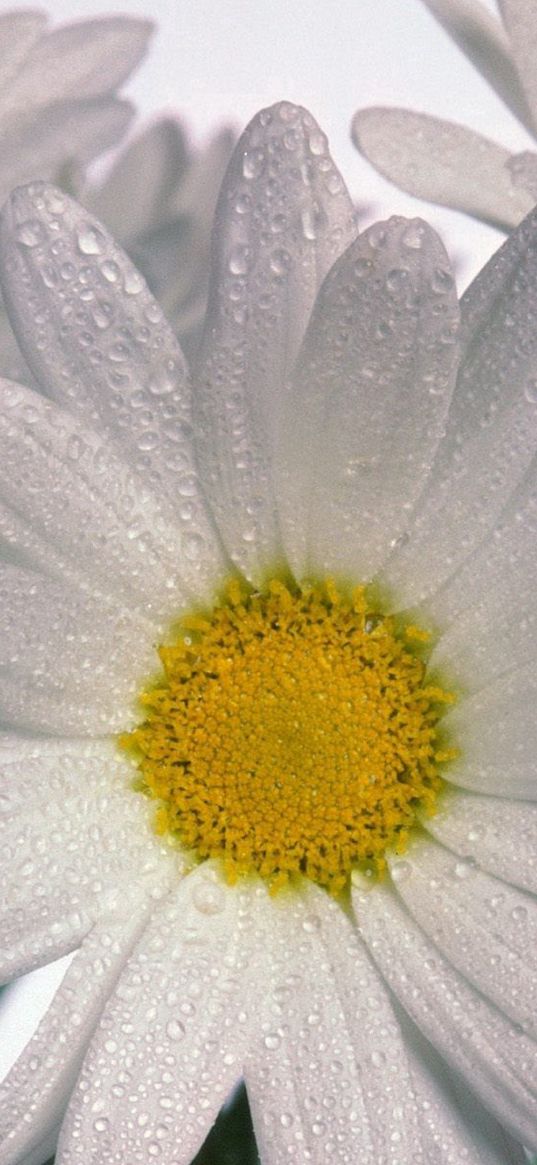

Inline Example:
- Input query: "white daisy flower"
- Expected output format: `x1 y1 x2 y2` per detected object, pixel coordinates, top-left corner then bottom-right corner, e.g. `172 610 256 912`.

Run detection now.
0 7 152 384
352 0 537 231
0 102 535 1165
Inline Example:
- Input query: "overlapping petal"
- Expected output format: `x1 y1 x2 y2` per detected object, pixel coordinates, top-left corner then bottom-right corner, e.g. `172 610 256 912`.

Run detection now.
422 787 537 892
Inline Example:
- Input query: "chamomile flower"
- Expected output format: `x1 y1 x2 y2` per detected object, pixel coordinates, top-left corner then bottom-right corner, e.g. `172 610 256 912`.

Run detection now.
0 103 535 1165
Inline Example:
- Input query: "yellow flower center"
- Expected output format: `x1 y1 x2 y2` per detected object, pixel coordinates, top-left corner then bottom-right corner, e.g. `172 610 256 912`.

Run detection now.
122 578 456 893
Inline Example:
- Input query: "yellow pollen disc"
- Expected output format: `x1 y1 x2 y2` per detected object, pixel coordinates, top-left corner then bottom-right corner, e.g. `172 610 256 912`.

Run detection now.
121 578 456 894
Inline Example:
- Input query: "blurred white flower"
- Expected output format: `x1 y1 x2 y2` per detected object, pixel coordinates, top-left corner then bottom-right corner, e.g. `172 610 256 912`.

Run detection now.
0 102 536 1165
352 0 537 231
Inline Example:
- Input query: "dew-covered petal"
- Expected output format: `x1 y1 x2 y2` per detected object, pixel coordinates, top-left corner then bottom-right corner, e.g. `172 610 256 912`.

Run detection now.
246 884 427 1165
384 203 537 607
421 0 533 131
386 836 537 1037
422 786 537 892
0 911 146 1165
398 1005 528 1165
0 183 225 597
0 10 46 97
277 217 459 579
0 749 177 984
352 876 537 1150
0 735 129 816
422 464 537 686
499 0 537 129
0 378 203 616
88 118 188 246
0 563 157 734
193 101 357 579
352 108 533 229
440 661 537 799
56 866 260 1165
6 16 151 108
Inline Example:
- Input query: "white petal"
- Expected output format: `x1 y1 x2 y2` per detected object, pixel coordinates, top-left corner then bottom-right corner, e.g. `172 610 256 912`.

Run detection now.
442 660 537 798
0 184 224 601
423 466 537 690
0 379 201 617
422 786 537 892
277 218 459 579
0 749 177 984
88 118 188 245
246 884 426 1164
499 0 537 129
56 866 260 1165
194 102 357 580
387 836 537 1036
0 735 127 814
7 16 151 107
399 1006 528 1165
0 564 156 734
352 108 533 229
421 0 532 131
0 912 146 1165
0 11 46 97
383 205 537 607
352 877 537 1150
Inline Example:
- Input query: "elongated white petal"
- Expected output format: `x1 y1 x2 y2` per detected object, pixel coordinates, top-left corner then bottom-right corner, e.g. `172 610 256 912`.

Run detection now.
499 0 537 129
7 17 152 108
194 102 357 579
422 787 537 892
0 736 125 815
0 184 225 600
443 660 537 798
387 837 537 1036
421 0 533 130
352 108 533 229
384 203 537 606
0 912 146 1165
0 564 156 734
352 877 537 1150
277 217 459 579
0 379 200 617
56 867 261 1165
507 149 537 199
399 1006 528 1164
0 11 46 97
0 753 177 984
246 884 426 1164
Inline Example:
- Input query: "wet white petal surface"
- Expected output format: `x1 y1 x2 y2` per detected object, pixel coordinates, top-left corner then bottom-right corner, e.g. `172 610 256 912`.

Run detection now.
278 217 459 578
353 877 537 1150
0 184 225 601
194 101 357 579
0 912 147 1165
246 884 425 1164
56 866 261 1165
422 787 537 892
499 0 537 128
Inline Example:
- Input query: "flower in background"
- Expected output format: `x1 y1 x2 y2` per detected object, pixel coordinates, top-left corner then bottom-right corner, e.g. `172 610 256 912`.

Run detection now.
352 0 537 232
0 103 536 1165
84 116 235 363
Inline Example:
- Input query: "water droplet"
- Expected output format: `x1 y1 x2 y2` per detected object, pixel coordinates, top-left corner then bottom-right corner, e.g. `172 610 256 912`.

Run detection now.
16 219 46 247
124 269 144 295
391 860 412 883
228 246 250 276
166 1018 186 1041
101 259 120 283
264 1032 281 1050
192 880 225 914
386 267 409 293
77 225 105 255
242 148 265 180
402 222 426 249
431 267 454 294
524 378 537 404
280 1112 294 1128
93 1117 110 1134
